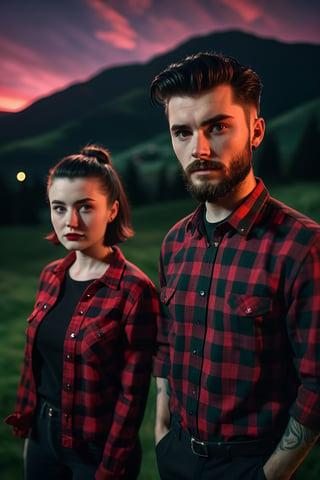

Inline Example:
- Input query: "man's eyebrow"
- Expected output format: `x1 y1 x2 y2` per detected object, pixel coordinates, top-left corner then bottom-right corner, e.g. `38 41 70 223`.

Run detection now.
170 114 234 133
201 114 234 127
170 123 188 133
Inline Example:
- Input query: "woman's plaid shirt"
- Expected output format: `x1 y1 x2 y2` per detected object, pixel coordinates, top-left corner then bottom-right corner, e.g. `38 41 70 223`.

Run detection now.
154 179 320 442
6 246 158 479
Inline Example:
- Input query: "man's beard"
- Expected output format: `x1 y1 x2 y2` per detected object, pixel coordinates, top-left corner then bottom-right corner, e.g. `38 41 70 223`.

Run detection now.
182 144 252 203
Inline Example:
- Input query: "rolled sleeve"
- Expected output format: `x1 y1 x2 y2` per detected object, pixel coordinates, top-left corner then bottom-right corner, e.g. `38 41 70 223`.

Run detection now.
288 244 320 430
153 284 171 378
100 281 158 476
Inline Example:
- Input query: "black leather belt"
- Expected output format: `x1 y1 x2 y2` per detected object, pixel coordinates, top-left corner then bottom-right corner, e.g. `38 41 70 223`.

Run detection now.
172 422 278 458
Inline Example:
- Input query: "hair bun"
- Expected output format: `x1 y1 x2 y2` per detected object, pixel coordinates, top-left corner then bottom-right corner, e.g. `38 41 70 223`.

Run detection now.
81 145 113 166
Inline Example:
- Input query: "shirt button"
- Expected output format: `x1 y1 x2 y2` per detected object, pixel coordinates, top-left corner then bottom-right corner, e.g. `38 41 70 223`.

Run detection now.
65 384 72 392
43 304 48 310
192 349 197 355
199 290 205 296
246 307 253 314
70 332 76 338
192 390 196 395
65 353 71 360
189 411 193 416
86 293 91 298
213 241 219 247
64 414 70 423
97 331 105 338
79 310 84 315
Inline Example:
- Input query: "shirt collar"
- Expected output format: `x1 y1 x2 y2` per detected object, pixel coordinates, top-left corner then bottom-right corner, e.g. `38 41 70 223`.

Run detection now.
187 178 270 238
52 246 126 289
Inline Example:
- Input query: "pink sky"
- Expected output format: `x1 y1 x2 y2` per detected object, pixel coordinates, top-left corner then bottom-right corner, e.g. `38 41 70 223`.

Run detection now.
1 0 319 112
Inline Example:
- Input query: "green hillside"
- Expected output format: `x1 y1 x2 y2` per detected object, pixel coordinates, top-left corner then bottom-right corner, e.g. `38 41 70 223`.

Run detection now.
257 96 320 169
3 95 319 180
111 96 320 188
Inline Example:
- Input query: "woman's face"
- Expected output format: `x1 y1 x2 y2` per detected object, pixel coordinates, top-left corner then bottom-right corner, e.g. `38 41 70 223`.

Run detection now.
48 177 118 253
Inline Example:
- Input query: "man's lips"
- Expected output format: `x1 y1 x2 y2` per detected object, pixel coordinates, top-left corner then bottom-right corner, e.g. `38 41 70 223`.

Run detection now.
186 160 223 175
193 168 220 174
65 233 84 240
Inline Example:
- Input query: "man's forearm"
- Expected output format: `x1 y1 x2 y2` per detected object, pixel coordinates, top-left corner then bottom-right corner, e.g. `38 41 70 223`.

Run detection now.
263 417 319 480
155 377 171 444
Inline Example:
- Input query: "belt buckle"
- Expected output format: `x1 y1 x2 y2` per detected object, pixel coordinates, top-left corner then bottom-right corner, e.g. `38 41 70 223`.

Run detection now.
191 437 209 457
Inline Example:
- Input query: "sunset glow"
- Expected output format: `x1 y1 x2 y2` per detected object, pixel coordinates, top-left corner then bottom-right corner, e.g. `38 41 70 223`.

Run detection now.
0 96 29 112
1 0 319 113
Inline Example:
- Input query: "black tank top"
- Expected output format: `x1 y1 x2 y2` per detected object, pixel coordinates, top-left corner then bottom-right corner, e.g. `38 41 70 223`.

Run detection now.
33 271 92 407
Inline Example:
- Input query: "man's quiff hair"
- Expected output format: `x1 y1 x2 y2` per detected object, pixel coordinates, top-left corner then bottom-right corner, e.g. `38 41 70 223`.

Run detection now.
150 51 263 115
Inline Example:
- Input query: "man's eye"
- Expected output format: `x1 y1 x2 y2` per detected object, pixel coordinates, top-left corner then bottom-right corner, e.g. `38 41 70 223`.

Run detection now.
175 130 191 139
211 123 227 133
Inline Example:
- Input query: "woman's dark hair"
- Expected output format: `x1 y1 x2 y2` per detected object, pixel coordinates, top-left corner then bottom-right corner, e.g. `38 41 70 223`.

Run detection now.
46 145 134 246
150 51 263 115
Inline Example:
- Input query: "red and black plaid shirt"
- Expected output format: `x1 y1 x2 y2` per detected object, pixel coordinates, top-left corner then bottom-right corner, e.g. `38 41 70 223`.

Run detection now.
154 179 320 441
6 247 158 479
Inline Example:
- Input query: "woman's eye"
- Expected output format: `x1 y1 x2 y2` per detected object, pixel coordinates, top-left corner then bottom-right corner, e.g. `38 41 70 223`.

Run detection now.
79 204 92 212
52 205 65 213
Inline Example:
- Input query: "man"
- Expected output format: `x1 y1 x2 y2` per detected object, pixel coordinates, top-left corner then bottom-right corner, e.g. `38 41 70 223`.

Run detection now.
150 52 320 479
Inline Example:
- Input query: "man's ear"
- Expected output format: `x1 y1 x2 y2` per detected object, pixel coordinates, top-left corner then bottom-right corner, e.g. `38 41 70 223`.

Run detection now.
252 117 265 150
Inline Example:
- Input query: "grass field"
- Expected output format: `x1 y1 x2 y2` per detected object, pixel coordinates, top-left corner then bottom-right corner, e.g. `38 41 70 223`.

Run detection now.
1 184 319 479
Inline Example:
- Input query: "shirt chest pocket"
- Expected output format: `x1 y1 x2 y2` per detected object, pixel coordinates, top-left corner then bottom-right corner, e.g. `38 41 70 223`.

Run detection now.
160 285 184 330
160 286 176 305
227 294 272 317
160 272 188 313
225 293 277 350
25 304 47 334
80 320 122 365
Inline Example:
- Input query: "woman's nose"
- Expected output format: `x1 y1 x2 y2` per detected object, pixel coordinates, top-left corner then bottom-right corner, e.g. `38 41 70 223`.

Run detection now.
66 209 79 227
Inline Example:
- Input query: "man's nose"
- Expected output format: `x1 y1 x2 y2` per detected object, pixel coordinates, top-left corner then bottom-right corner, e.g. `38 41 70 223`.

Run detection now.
192 131 211 159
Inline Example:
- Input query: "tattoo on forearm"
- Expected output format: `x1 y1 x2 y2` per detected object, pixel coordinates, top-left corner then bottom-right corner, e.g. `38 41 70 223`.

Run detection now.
165 378 172 396
278 418 319 452
156 379 172 412
156 379 171 396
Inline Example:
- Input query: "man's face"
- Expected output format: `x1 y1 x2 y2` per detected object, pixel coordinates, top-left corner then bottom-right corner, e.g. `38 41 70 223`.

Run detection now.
167 84 264 203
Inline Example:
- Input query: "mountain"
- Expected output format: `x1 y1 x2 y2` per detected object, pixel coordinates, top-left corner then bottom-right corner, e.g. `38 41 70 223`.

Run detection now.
0 111 14 119
1 30 320 182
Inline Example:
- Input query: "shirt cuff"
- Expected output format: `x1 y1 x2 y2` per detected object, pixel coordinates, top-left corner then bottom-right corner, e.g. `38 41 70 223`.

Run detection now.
153 358 170 378
290 385 320 430
95 464 124 480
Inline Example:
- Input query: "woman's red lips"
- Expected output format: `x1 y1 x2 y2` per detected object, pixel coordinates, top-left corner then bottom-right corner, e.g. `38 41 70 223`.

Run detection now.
65 233 83 240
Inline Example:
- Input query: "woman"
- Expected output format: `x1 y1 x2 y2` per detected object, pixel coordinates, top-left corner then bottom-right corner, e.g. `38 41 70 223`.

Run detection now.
5 145 159 479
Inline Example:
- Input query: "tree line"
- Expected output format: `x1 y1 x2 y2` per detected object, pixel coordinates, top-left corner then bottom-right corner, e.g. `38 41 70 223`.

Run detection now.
255 115 320 183
1 115 319 226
